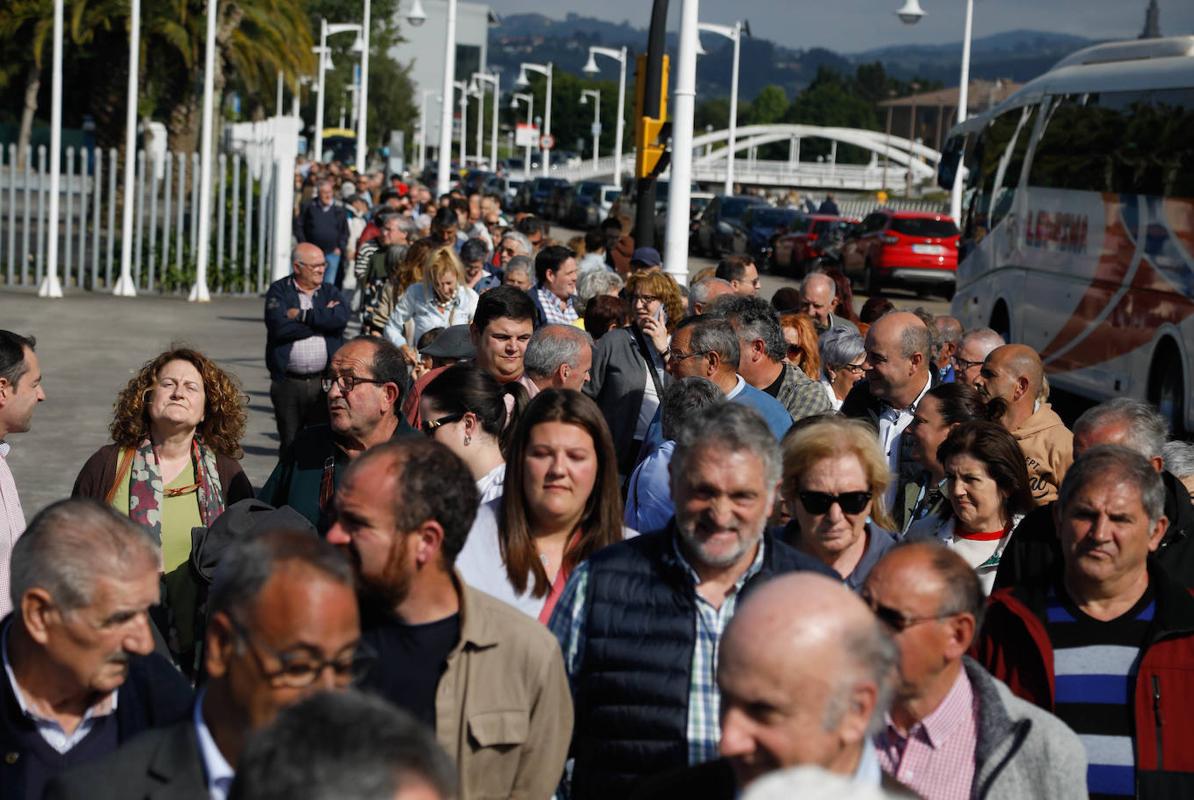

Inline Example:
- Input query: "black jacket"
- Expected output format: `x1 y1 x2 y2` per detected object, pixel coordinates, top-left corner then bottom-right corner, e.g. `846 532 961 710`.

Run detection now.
0 619 193 800
263 276 349 380
994 469 1194 590
295 200 348 256
568 525 835 799
44 718 208 800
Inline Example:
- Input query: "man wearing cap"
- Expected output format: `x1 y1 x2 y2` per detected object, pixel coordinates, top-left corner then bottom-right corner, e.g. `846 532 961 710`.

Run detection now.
630 247 663 274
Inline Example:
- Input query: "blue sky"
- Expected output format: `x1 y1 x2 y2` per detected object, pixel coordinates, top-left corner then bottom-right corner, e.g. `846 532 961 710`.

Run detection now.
487 0 1194 54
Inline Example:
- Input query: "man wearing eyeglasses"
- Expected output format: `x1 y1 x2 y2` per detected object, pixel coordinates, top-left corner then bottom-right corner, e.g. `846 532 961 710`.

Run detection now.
863 542 1086 800
265 242 350 455
259 336 416 533
952 328 1004 389
46 529 364 800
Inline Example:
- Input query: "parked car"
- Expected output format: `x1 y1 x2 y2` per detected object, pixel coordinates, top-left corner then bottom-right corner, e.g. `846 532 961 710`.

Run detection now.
565 181 620 227
730 206 806 263
611 179 700 229
515 177 571 215
695 195 769 258
771 215 859 276
840 209 960 297
544 182 577 221
654 191 715 249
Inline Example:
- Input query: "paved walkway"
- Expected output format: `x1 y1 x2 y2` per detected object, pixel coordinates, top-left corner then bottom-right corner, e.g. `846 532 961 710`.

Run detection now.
0 290 280 516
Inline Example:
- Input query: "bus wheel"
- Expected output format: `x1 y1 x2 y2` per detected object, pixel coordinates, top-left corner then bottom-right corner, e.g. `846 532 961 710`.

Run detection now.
1150 343 1186 437
989 302 1010 342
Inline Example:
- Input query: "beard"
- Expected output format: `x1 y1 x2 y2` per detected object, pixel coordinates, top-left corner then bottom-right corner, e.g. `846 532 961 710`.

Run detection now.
353 539 413 613
675 508 767 570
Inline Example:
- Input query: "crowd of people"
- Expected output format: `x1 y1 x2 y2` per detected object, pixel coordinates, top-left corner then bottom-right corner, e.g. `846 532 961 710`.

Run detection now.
0 162 1193 800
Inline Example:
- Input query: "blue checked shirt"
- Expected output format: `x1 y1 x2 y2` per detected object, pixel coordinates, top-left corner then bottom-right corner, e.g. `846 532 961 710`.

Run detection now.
536 285 579 325
549 535 767 766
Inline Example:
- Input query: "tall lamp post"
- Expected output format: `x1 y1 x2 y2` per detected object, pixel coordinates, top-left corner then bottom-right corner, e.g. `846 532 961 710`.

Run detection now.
516 62 553 177
313 19 363 164
113 0 141 296
583 45 627 188
404 0 456 196
189 0 218 302
356 0 371 172
697 18 749 197
511 93 533 180
418 88 436 173
472 71 500 169
663 0 699 288
898 0 968 224
580 89 601 170
38 0 64 298
453 80 472 168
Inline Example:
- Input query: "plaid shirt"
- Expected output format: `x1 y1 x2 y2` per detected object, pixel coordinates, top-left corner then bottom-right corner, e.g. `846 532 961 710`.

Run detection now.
875 666 978 800
775 362 833 422
550 534 766 766
536 285 579 325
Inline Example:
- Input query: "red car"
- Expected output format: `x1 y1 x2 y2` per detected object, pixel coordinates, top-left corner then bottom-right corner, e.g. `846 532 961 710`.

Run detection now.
771 215 859 276
841 209 959 297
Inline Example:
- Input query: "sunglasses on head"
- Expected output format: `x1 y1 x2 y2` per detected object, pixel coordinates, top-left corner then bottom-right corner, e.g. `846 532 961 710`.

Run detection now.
797 490 872 515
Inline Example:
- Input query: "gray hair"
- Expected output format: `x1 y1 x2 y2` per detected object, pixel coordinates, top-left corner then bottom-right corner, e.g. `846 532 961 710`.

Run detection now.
395 215 418 237
678 316 741 367
500 230 532 256
707 294 787 363
208 529 354 622
229 690 457 800
818 326 865 372
823 615 898 738
504 255 533 280
1059 444 1166 527
522 325 593 380
959 327 1006 358
576 269 624 310
1073 398 1169 460
800 271 836 301
672 403 782 492
661 377 725 442
1163 440 1194 480
900 318 934 361
10 499 160 612
688 277 732 315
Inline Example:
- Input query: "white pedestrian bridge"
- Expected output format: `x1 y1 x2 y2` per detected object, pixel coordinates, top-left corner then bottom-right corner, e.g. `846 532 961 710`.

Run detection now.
551 124 942 191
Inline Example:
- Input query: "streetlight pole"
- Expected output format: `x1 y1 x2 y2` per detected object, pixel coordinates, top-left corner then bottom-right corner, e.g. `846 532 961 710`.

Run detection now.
356 0 371 173
897 0 969 223
511 93 533 180
313 20 362 165
418 88 435 173
189 0 217 302
38 0 64 298
664 0 699 287
517 62 553 177
698 19 747 196
436 0 458 196
584 46 628 188
454 80 469 169
113 0 140 296
470 79 484 168
473 72 499 169
581 89 601 170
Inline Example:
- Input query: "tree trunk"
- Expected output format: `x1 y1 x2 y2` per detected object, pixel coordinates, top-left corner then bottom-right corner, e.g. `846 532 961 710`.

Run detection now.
17 61 41 169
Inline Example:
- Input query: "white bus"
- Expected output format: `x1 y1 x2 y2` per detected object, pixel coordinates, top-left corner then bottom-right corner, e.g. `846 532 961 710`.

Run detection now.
942 36 1194 432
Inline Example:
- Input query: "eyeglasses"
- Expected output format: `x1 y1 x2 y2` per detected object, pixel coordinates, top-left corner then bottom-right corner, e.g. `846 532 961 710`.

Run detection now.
666 349 710 362
631 294 660 305
796 490 872 515
227 615 377 689
321 373 388 393
953 355 983 372
860 592 960 633
295 260 327 270
421 412 466 436
840 361 867 375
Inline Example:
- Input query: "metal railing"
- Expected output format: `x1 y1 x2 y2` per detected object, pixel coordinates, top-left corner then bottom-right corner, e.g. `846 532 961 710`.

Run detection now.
0 143 280 295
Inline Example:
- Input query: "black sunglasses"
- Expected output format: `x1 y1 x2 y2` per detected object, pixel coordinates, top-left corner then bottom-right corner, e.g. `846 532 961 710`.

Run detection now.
797 490 872 515
860 592 960 633
421 412 465 436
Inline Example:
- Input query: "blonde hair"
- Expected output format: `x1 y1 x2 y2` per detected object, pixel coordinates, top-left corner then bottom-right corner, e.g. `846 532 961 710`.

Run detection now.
781 417 894 530
422 246 466 294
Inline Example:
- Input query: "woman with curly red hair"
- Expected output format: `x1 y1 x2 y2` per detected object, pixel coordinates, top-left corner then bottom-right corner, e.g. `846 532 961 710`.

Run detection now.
72 347 253 672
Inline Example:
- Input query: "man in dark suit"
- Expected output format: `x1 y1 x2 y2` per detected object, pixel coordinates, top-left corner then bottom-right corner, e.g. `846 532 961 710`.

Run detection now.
45 529 364 799
0 500 192 800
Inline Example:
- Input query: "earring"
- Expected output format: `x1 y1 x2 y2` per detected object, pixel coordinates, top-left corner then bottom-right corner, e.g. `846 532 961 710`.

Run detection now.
464 434 471 446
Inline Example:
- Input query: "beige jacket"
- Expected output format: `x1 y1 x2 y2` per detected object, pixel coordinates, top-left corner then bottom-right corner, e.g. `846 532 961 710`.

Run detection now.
1012 402 1074 506
437 577 573 800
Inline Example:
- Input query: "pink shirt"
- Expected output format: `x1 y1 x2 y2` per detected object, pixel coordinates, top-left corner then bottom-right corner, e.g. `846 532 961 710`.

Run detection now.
0 442 27 619
876 667 978 800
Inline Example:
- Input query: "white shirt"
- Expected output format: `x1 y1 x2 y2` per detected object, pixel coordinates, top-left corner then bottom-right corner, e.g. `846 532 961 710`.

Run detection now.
820 378 843 411
0 441 26 619
2 624 118 753
194 689 235 800
632 347 668 441
725 374 747 400
476 463 506 505
877 376 931 509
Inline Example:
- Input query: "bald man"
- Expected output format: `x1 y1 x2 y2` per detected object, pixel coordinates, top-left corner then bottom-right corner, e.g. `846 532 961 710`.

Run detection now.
631 573 904 799
842 311 936 528
974 344 1073 505
799 272 858 335
864 543 1087 800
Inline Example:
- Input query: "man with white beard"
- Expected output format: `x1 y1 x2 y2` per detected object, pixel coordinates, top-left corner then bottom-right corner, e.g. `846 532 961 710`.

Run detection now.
549 403 835 799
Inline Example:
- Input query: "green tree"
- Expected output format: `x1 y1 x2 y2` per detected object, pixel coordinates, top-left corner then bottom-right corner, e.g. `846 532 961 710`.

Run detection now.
745 84 789 126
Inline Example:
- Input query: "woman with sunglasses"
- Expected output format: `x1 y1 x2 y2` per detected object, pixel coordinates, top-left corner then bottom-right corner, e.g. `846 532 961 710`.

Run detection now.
902 382 986 539
816 326 867 411
778 416 897 589
908 420 1033 593
457 390 632 622
419 363 528 504
587 271 684 476
778 312 821 380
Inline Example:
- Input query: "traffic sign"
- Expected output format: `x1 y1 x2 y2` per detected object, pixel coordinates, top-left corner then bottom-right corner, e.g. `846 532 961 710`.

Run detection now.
540 134 555 150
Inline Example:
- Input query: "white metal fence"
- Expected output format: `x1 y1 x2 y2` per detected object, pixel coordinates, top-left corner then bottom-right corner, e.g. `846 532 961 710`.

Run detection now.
0 143 280 294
